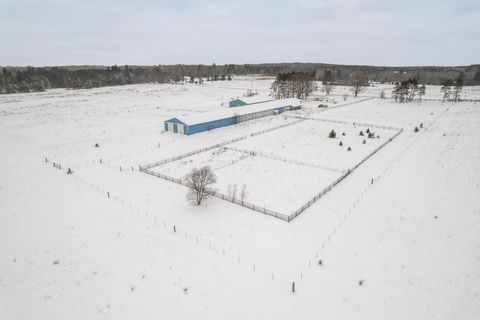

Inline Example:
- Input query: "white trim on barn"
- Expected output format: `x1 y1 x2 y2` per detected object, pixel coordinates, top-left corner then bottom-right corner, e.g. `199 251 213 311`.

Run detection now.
163 98 302 135
177 98 301 126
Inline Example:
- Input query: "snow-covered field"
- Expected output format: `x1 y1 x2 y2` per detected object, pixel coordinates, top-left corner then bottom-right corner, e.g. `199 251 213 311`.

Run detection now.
150 118 399 215
230 119 397 171
1 78 480 319
151 146 341 214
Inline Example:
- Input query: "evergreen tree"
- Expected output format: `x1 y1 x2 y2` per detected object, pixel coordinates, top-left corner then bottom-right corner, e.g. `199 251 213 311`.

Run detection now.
453 74 464 102
440 79 453 102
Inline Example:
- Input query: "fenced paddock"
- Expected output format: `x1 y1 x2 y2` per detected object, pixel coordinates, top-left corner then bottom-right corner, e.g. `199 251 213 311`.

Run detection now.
150 149 340 213
230 119 399 171
139 116 404 221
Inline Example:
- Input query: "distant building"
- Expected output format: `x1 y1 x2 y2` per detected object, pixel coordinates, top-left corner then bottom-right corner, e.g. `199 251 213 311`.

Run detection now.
164 98 301 135
228 96 273 108
312 95 335 103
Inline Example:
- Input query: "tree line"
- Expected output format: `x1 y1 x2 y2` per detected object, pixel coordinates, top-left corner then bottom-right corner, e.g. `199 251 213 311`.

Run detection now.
392 79 426 102
391 75 465 103
440 76 464 102
0 64 235 94
1 63 479 95
271 72 316 99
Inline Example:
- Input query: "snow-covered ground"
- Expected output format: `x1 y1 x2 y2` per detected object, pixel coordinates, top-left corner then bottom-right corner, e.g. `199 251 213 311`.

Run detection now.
1 78 480 319
149 118 399 215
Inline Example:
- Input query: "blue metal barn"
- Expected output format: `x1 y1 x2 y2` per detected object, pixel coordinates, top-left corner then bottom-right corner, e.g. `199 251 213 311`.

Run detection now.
228 96 273 108
164 98 301 135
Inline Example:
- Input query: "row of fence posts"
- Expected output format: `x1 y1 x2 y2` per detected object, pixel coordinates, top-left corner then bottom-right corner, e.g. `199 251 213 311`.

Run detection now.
139 119 405 222
44 104 450 294
138 118 315 221
143 118 306 170
285 114 402 132
139 165 290 221
45 158 300 291
45 155 354 294
288 127 404 221
225 146 344 174
300 108 447 281
42 116 322 292
249 118 305 137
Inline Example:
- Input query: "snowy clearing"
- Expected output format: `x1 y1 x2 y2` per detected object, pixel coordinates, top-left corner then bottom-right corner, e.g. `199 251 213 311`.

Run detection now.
1 79 480 320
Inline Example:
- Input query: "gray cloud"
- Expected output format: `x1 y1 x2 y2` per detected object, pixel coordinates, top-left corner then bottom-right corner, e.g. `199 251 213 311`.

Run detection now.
0 0 478 66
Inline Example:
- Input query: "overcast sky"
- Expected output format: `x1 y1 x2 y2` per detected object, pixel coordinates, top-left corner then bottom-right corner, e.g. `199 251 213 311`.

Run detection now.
0 0 479 67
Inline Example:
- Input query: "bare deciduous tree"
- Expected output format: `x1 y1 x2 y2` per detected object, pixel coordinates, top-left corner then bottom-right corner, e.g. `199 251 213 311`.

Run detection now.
240 184 247 201
184 166 216 205
322 69 334 95
350 69 368 97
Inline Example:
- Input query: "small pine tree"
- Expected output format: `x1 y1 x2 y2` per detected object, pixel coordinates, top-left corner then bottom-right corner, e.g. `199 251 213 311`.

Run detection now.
347 146 352 151
414 126 419 132
366 128 370 134
420 123 423 128
342 132 346 136
339 141 343 146
362 139 366 144
359 131 364 136
328 130 336 138
368 132 375 139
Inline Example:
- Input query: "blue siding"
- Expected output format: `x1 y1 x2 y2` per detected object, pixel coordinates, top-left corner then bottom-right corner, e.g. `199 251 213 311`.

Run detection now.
229 99 248 108
186 117 237 135
165 102 297 135
164 117 186 125
164 117 186 133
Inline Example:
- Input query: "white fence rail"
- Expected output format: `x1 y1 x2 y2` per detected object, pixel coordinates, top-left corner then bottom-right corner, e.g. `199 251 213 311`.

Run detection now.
289 127 404 220
225 146 345 173
139 115 404 222
139 166 290 221
286 114 402 132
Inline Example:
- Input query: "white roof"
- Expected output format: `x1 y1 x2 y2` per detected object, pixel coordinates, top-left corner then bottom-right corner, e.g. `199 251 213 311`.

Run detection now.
234 95 273 104
313 94 333 100
169 98 301 126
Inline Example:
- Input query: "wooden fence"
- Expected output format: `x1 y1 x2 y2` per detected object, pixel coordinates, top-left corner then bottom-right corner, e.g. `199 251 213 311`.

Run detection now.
285 114 402 132
288 127 404 220
139 115 404 222
142 118 305 170
225 146 345 173
139 166 290 221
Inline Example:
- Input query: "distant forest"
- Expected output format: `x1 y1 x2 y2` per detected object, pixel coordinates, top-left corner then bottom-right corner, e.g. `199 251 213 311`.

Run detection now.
1 63 479 94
